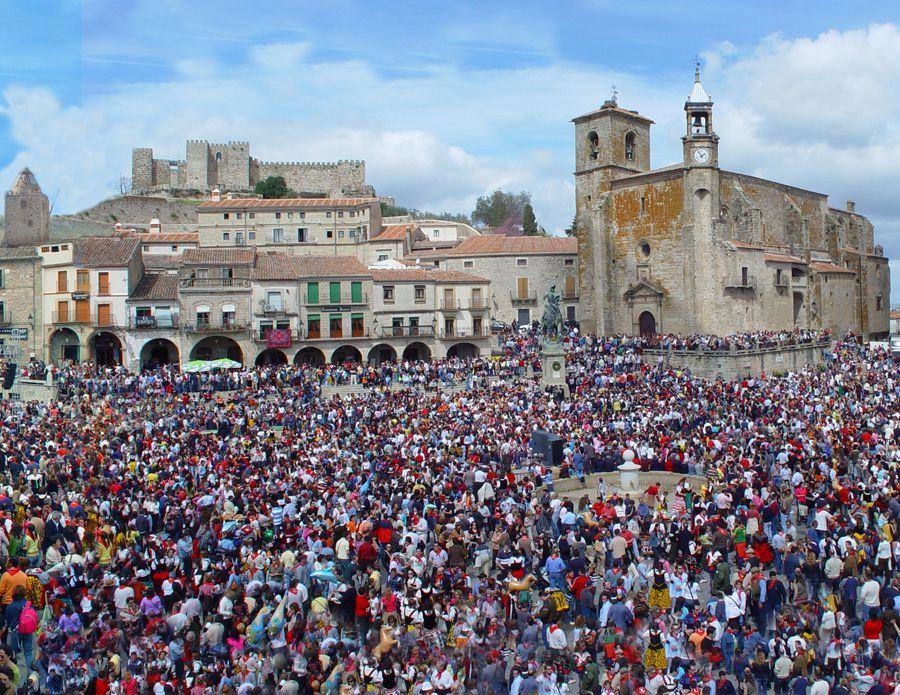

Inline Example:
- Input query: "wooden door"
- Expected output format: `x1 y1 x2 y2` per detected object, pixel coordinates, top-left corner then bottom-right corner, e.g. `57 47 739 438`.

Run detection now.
516 277 529 299
75 299 89 323
57 300 69 323
97 304 112 327
564 275 575 298
443 288 454 308
98 272 110 295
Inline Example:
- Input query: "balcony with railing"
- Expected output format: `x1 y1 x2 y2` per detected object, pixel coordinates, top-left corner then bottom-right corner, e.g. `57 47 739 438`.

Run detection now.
253 327 301 342
468 298 489 311
440 327 489 340
257 301 297 316
179 277 251 289
129 315 180 330
440 299 462 311
304 292 369 306
378 325 436 338
510 290 538 304
724 273 756 291
183 320 250 333
52 312 121 328
562 288 580 300
302 325 371 340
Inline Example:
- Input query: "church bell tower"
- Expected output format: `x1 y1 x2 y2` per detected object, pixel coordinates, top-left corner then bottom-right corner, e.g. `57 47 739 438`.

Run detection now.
682 64 719 168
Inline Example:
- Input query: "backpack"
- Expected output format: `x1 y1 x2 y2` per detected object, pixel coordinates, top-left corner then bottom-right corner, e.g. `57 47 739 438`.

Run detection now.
18 601 38 634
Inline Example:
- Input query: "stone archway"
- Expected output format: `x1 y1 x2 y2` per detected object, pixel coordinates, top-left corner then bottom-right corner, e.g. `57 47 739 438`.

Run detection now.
140 338 179 369
331 345 362 364
91 331 123 367
368 344 397 366
190 336 243 363
402 342 431 362
294 347 325 366
255 348 288 366
49 328 80 363
638 311 656 336
446 342 479 359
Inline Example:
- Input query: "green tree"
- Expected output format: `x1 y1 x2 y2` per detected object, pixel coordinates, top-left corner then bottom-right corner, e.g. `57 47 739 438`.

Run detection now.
471 189 531 229
254 175 296 199
564 216 578 237
522 203 538 236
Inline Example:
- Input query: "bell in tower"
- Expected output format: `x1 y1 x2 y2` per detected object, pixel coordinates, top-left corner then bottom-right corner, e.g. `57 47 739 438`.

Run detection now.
682 62 718 167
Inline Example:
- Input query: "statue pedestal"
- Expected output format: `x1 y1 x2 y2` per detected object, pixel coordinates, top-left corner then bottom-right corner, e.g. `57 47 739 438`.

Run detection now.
617 461 642 493
541 340 568 395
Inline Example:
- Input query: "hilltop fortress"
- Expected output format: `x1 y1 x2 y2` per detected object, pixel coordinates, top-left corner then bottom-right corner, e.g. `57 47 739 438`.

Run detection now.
132 140 374 198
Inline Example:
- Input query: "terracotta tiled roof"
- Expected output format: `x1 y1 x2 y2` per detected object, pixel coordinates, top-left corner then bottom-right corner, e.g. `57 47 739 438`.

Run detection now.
137 232 199 243
763 252 806 265
371 268 488 284
437 235 578 257
372 223 420 241
809 261 855 274
142 254 182 270
0 247 37 260
891 310 900 320
253 253 368 280
198 198 377 210
73 237 140 267
129 274 178 301
181 247 255 266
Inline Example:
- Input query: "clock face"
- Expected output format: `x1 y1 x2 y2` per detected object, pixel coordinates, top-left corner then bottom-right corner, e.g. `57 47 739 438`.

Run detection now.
692 148 710 164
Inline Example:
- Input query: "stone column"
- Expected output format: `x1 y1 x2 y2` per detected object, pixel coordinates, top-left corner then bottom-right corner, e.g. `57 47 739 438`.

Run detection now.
618 449 641 492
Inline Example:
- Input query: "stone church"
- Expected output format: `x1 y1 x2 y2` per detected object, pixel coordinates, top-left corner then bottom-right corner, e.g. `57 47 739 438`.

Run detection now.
573 68 891 339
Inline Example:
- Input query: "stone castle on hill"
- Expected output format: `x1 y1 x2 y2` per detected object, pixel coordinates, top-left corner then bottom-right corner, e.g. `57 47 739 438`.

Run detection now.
132 140 373 198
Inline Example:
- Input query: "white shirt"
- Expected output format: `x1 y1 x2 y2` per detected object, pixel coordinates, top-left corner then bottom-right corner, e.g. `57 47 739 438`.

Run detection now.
860 579 881 608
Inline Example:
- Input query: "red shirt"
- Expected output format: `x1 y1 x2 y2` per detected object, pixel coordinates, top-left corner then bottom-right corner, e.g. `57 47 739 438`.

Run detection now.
355 594 370 617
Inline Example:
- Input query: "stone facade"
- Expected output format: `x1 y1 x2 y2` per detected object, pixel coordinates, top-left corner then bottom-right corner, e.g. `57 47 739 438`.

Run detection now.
574 70 891 339
3 168 50 248
133 140 372 197
0 247 42 358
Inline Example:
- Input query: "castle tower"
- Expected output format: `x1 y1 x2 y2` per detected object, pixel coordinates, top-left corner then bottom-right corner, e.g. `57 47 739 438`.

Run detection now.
3 168 50 247
682 64 719 168
572 93 654 334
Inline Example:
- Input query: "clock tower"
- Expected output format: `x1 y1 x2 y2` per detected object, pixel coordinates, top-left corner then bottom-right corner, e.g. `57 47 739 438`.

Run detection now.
682 64 718 168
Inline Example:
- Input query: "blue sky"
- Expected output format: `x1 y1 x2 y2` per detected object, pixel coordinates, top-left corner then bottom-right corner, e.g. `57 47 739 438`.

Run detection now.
2 1 899 301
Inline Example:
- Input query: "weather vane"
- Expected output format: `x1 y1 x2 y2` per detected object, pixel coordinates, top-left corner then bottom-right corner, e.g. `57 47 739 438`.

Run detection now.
611 84 618 102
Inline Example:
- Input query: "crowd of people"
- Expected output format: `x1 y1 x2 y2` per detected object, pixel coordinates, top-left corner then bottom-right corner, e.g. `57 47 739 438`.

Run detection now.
635 330 831 353
0 328 894 695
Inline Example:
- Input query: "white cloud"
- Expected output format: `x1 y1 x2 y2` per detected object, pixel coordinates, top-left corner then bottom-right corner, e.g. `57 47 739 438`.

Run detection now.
1 24 899 299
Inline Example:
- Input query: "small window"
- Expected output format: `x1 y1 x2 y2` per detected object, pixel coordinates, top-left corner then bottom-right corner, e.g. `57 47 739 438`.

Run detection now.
224 213 230 220
338 211 344 218
876 294 883 311
516 258 527 267
235 232 244 246
383 285 395 302
171 245 178 251
222 232 230 241
143 244 149 251
275 212 282 220
236 212 242 220
433 230 440 238
215 152 222 162
249 213 255 219
640 195 646 214
349 229 356 238
639 241 651 258
587 131 599 160
326 211 332 218
273 228 284 243
741 266 749 286
377 254 388 262
338 230 345 238
248 232 256 240
326 230 333 239
564 259 574 266
414 285 425 301
298 228 307 243
625 132 636 162
299 212 305 219
464 260 474 268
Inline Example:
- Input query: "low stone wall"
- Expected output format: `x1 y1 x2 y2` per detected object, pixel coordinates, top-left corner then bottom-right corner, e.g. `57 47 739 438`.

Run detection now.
641 341 831 380
3 378 59 403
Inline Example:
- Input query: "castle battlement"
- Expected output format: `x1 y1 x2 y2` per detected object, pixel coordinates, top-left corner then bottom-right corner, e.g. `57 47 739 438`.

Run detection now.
132 140 371 197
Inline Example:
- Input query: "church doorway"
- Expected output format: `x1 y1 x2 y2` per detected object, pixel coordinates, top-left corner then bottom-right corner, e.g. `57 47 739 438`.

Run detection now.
638 311 656 336
792 292 804 325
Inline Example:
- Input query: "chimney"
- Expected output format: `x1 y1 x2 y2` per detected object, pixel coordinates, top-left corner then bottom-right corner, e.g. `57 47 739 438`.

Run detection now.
211 187 222 202
149 218 161 234
846 200 855 212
